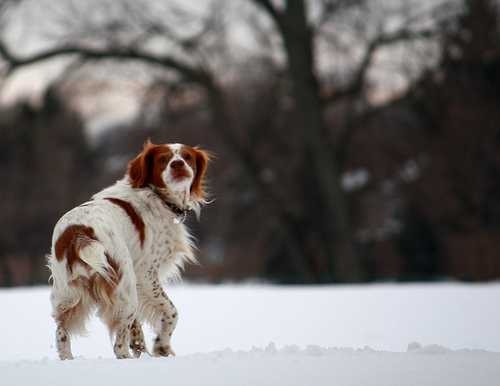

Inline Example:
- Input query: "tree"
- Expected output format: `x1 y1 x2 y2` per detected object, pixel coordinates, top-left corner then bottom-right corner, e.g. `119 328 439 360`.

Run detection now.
0 0 462 283
237 0 460 281
402 0 500 280
0 87 96 285
249 0 363 281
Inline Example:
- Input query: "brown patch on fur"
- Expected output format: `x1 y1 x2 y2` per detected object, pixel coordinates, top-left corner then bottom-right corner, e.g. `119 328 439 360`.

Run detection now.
186 146 211 201
104 197 145 247
105 254 121 283
56 225 122 310
55 299 85 330
105 318 121 336
66 255 121 310
55 225 97 272
127 140 173 189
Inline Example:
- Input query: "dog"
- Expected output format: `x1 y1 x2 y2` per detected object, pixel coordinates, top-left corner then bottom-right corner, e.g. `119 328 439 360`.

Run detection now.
47 140 210 359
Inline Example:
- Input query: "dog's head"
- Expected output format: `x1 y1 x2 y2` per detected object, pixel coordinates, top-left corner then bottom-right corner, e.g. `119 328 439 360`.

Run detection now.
127 140 211 205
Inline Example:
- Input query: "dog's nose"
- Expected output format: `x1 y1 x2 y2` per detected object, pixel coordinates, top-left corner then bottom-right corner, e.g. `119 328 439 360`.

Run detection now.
170 160 185 169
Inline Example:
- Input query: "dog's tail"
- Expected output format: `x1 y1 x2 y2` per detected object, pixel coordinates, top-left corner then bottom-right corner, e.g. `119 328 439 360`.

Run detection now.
78 240 118 285
77 238 121 307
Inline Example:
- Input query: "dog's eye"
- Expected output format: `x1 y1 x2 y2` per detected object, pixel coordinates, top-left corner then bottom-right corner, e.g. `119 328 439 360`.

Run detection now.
183 153 192 162
158 156 168 165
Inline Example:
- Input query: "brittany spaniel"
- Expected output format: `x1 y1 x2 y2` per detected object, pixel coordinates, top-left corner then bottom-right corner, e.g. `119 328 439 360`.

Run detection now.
47 140 210 359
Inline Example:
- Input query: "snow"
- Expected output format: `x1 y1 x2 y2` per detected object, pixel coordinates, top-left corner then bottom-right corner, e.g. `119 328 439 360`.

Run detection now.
2 283 500 385
341 168 370 191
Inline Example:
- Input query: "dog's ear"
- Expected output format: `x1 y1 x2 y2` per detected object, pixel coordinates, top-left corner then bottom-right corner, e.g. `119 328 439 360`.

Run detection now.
190 147 212 201
128 139 155 188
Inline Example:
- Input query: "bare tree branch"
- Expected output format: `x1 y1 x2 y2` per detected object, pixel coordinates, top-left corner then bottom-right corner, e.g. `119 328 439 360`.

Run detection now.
252 0 283 28
321 27 439 104
0 40 212 85
313 0 365 32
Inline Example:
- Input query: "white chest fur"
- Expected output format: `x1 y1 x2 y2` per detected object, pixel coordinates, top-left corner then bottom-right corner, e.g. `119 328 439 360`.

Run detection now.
103 180 195 281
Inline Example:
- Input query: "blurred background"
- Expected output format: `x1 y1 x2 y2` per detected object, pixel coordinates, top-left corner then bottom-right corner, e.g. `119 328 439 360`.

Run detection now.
0 0 499 286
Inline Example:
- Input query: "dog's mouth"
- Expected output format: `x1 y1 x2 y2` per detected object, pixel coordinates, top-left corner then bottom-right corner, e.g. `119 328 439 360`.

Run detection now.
170 169 190 180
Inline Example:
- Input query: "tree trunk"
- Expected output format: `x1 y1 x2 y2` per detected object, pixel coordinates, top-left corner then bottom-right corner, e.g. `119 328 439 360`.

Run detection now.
278 0 364 282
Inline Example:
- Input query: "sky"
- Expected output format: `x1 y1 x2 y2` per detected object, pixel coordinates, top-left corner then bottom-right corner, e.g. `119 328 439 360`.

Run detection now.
0 0 460 138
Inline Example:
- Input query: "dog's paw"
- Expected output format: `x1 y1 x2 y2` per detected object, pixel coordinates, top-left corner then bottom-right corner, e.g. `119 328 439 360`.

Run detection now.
116 353 132 359
153 345 176 357
114 343 132 359
129 319 147 358
130 339 147 358
153 337 176 357
58 352 74 360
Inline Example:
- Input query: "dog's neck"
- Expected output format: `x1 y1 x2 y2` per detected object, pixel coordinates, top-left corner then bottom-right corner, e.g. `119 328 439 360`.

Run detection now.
148 184 193 220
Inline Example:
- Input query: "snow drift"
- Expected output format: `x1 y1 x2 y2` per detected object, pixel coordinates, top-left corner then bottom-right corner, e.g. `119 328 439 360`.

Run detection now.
1 283 499 385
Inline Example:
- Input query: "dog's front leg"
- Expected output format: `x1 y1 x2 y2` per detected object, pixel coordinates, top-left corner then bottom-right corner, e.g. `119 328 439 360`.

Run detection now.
129 319 147 357
138 276 178 357
152 300 178 357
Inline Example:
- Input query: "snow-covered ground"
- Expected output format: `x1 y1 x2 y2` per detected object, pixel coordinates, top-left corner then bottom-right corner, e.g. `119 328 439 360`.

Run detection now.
2 283 500 385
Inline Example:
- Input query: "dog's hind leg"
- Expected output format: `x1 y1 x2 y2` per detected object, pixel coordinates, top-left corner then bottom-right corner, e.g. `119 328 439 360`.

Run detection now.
55 324 73 360
95 251 138 359
137 276 178 357
49 253 93 360
52 290 92 360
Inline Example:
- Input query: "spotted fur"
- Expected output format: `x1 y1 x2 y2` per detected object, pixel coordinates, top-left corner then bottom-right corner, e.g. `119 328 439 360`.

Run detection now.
47 141 211 360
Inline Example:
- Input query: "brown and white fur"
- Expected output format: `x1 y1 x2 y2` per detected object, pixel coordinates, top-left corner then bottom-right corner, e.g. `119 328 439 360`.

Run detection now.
47 140 210 360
